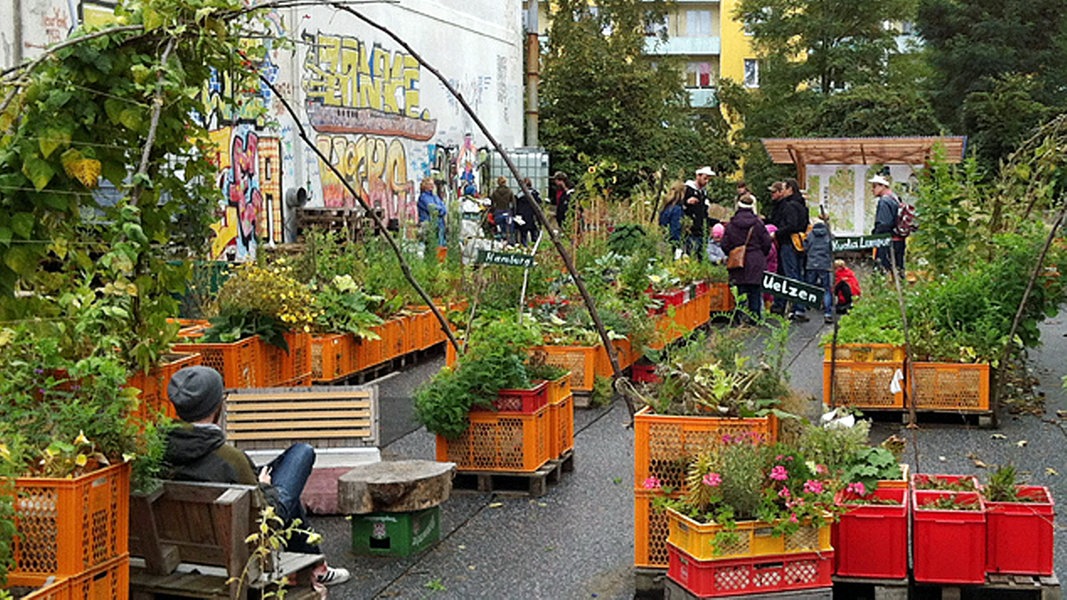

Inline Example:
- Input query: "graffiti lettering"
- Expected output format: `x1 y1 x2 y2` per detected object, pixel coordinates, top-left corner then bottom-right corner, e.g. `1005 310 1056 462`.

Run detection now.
315 134 414 222
302 32 436 141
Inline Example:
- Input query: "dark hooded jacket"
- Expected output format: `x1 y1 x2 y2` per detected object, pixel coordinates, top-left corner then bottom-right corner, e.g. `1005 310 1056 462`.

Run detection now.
804 220 832 271
164 424 285 516
721 207 772 286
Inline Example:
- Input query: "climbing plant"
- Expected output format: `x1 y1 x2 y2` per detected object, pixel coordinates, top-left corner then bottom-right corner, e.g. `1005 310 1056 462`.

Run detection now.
0 0 272 370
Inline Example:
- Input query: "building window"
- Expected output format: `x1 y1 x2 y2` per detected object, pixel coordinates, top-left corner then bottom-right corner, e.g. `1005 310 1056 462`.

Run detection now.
686 10 711 37
685 62 714 89
743 59 760 88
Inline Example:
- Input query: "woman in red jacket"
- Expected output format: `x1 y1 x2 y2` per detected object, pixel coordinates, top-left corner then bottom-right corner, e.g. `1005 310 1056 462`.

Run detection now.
833 259 861 314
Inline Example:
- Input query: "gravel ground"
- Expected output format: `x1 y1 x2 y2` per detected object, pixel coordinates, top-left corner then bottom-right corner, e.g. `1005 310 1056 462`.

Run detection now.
311 317 1067 599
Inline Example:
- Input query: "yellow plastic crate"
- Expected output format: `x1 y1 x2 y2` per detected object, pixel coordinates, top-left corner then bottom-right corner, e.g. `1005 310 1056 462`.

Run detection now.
666 508 832 561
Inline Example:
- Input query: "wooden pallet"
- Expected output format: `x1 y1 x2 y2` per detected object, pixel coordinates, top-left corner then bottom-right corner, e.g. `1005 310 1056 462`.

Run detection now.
664 579 832 599
452 450 575 497
833 576 909 600
634 567 667 599
914 573 1061 600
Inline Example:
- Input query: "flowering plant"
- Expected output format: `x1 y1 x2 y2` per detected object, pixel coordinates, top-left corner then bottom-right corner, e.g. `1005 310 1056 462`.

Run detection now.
312 274 384 339
650 436 841 542
202 260 318 349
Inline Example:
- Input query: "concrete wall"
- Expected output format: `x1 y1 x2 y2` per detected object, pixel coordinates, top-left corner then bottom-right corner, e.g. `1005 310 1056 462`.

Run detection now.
3 1 524 260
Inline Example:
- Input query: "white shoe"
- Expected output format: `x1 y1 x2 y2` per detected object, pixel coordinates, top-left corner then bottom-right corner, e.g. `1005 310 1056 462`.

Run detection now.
317 566 351 587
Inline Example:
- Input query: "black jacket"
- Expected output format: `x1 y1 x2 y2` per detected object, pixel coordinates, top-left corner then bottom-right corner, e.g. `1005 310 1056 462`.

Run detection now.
776 192 809 238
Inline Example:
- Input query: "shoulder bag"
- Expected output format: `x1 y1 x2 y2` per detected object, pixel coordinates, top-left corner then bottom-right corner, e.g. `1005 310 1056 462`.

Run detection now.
726 227 754 270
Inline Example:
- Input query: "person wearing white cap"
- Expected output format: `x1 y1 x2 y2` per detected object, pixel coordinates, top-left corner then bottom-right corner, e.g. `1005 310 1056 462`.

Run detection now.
869 174 904 273
683 166 715 260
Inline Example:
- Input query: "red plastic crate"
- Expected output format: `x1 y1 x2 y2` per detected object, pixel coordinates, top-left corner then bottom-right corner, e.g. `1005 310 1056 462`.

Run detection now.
667 546 833 598
912 490 986 584
694 281 710 296
491 380 548 413
912 473 980 492
984 485 1055 575
653 289 685 307
833 487 909 578
9 463 130 584
632 363 660 384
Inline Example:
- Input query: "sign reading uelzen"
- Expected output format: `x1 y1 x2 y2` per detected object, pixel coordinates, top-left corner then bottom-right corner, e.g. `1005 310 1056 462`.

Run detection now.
762 271 824 309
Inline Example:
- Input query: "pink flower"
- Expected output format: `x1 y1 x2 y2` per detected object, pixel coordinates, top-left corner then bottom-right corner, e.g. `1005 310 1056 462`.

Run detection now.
846 482 867 496
778 487 791 498
815 464 829 475
775 454 784 461
702 472 722 487
803 480 824 494
642 476 661 490
790 513 799 524
770 465 788 481
721 434 734 444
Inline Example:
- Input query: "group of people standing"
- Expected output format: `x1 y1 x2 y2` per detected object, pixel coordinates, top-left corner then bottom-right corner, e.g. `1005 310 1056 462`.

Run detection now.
661 167 879 325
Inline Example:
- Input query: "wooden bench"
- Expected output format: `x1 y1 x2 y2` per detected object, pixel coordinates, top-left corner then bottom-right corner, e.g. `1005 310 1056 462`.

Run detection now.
129 481 325 600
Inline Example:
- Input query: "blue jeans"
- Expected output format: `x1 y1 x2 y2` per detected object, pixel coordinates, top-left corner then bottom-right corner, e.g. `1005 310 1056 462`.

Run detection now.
807 270 833 316
492 210 513 243
772 243 806 315
685 234 706 261
267 443 319 553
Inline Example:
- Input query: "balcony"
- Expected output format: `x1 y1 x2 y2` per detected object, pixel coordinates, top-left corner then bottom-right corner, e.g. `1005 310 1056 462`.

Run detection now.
645 36 721 56
687 88 718 108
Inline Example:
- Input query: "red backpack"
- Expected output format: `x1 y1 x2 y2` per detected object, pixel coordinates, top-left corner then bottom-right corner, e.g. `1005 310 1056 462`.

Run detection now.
893 199 918 237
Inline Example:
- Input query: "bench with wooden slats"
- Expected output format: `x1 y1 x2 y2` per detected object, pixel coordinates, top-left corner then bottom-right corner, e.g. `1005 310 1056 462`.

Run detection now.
223 385 379 450
129 481 324 600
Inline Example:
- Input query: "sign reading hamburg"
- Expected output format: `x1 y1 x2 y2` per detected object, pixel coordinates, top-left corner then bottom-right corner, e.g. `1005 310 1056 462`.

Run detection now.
475 249 535 268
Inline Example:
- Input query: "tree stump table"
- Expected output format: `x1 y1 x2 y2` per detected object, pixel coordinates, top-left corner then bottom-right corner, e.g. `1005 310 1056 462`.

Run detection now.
337 460 455 557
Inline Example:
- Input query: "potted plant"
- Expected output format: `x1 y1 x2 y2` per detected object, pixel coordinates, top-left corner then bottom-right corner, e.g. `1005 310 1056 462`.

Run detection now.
981 464 1055 576
176 260 317 388
912 474 986 584
0 326 168 588
308 274 384 381
421 317 552 472
833 483 909 579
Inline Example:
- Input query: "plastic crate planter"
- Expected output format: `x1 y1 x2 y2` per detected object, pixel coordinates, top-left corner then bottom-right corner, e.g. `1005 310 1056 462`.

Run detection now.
435 405 551 473
666 508 831 562
126 351 202 423
983 485 1055 575
822 344 905 410
8 462 130 585
910 362 991 412
258 331 312 388
707 282 735 313
531 345 597 393
633 407 778 490
490 380 548 413
173 336 259 389
832 486 909 579
912 489 986 584
310 333 356 382
667 545 833 598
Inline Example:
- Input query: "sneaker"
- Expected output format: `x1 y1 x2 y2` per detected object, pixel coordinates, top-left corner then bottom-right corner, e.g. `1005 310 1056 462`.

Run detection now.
789 312 809 322
824 315 834 324
317 566 351 587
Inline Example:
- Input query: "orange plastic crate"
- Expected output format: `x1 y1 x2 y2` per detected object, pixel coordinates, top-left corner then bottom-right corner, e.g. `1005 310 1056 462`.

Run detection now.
635 489 678 568
531 345 597 393
9 463 130 584
823 343 906 363
135 352 202 421
67 553 129 600
546 374 573 405
356 333 385 371
910 362 991 412
173 336 259 389
444 338 462 368
285 331 312 382
258 331 311 387
633 407 778 490
595 339 635 378
435 405 551 472
548 394 575 458
311 334 350 382
689 293 712 329
17 576 69 600
823 360 904 409
707 282 736 312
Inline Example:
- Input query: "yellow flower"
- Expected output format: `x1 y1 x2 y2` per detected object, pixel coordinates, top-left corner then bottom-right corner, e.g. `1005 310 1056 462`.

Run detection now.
75 454 88 467
74 430 90 446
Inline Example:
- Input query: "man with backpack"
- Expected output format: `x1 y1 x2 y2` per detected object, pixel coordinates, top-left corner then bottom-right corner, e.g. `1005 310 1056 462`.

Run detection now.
870 175 909 275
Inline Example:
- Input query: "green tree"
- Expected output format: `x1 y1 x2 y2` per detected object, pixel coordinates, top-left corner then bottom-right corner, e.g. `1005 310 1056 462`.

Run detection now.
735 0 917 94
540 0 737 192
808 84 941 137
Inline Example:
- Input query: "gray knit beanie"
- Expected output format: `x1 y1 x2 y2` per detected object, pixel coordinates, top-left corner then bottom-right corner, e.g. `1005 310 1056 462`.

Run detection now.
168 366 225 422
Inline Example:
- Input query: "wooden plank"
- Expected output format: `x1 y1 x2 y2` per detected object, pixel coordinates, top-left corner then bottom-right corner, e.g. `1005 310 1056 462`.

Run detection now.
227 401 373 409
229 428 371 440
229 419 371 430
162 481 258 503
228 391 372 402
228 410 371 420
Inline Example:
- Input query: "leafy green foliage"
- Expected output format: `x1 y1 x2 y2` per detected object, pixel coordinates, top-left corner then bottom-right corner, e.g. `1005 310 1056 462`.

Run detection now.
312 275 385 339
982 464 1022 503
842 447 902 491
414 317 541 438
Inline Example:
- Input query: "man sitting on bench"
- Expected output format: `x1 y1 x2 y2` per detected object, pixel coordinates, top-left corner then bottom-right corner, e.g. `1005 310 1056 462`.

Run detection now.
164 366 351 587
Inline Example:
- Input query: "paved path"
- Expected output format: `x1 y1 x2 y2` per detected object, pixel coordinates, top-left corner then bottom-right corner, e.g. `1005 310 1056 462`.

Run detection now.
314 317 1067 599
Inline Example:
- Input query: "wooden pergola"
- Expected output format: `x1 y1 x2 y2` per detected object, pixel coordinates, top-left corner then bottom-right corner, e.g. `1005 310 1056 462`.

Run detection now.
760 136 967 187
